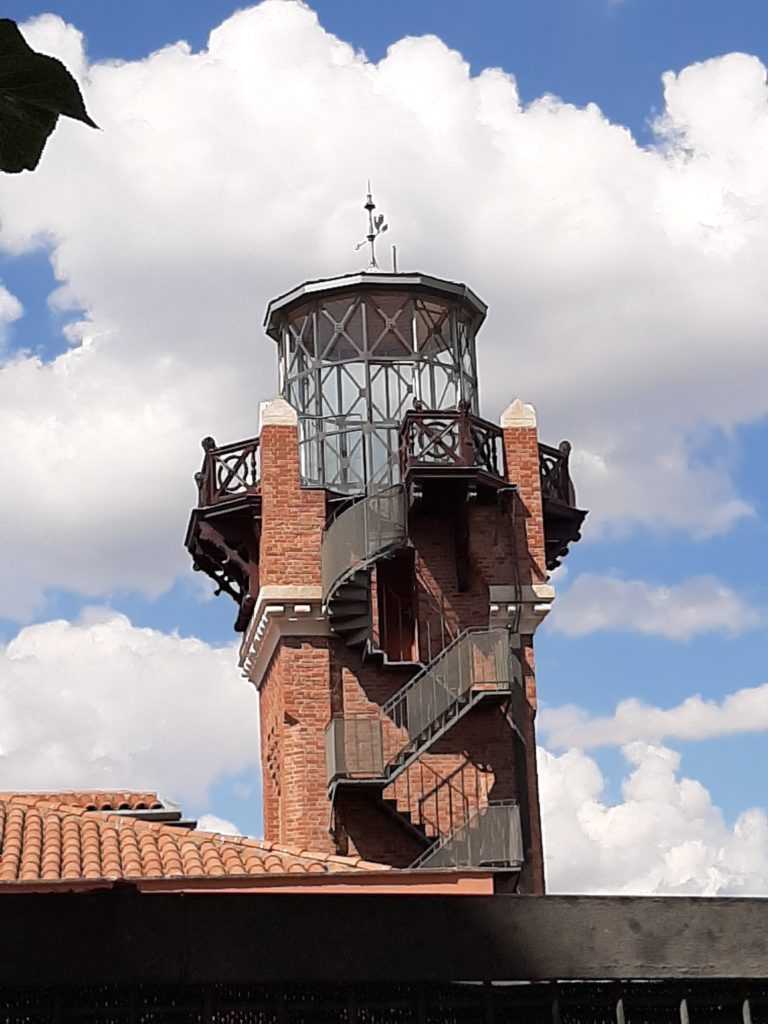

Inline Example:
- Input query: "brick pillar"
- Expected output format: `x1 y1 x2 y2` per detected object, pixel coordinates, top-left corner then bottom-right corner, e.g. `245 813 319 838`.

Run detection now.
258 397 324 589
501 398 546 894
256 397 332 852
501 398 547 595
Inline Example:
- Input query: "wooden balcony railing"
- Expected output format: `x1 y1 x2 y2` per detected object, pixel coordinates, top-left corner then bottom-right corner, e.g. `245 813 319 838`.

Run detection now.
195 436 260 507
538 441 575 506
399 407 505 482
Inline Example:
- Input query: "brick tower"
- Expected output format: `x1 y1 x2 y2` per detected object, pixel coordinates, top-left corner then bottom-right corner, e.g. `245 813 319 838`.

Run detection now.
186 254 585 893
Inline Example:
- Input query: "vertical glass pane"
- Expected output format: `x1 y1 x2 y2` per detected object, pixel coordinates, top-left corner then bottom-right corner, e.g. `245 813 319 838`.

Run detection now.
319 367 340 417
368 364 389 421
340 364 366 419
387 363 415 420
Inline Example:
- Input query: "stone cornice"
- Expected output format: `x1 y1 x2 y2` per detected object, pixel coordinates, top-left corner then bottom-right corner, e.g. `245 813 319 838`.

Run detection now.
239 585 328 689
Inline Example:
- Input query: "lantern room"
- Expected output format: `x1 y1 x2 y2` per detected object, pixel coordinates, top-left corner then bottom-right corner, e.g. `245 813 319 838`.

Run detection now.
264 272 486 494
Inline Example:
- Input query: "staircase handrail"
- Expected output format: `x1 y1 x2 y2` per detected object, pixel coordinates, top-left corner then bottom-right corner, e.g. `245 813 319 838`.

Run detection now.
321 485 407 605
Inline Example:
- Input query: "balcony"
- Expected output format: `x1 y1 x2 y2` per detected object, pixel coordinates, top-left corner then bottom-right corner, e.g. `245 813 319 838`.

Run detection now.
538 441 587 569
195 435 260 507
399 407 506 493
185 436 262 632
325 717 384 786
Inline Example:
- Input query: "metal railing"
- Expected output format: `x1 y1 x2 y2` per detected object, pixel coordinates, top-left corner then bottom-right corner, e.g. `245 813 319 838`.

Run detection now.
400 408 505 480
195 436 260 506
539 440 575 506
321 486 406 604
412 800 524 870
325 717 384 785
382 628 521 745
325 629 521 784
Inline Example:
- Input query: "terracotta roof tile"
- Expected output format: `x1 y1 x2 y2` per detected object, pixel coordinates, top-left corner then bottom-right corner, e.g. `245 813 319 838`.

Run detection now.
0 792 390 887
0 791 164 813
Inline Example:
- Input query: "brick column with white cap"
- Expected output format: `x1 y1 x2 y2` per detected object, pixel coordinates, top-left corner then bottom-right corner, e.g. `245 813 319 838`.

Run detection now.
251 397 333 851
500 398 549 894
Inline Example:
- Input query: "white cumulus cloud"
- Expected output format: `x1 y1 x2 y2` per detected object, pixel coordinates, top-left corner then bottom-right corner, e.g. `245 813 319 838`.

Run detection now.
550 573 763 639
540 742 768 894
0 609 259 808
0 5 766 616
541 679 768 750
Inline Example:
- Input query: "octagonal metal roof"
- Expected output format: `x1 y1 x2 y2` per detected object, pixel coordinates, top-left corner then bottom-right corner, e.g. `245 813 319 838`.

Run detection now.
263 271 487 341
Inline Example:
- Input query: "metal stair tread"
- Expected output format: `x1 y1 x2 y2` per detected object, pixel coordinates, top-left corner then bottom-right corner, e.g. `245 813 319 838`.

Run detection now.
330 614 370 627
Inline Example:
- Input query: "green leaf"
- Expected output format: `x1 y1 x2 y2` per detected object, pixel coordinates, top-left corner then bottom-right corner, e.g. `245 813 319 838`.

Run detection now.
0 18 98 173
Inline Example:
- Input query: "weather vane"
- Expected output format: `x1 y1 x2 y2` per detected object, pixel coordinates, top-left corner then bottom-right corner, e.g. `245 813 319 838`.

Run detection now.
355 182 388 270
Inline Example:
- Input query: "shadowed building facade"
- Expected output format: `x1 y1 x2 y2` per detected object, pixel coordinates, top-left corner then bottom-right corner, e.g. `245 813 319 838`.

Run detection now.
186 268 586 893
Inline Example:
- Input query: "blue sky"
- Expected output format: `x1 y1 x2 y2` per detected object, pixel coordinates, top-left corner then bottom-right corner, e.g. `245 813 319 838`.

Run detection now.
10 0 768 132
1 0 767 893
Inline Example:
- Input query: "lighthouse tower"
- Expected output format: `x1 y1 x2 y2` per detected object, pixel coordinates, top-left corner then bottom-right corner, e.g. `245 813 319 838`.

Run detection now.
185 199 585 893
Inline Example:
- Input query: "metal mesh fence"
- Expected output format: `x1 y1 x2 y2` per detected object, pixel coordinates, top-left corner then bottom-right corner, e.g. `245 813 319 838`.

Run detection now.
0 981 762 1024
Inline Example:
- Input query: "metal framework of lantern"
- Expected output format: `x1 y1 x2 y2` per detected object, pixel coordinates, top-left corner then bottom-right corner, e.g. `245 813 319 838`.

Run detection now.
264 273 486 495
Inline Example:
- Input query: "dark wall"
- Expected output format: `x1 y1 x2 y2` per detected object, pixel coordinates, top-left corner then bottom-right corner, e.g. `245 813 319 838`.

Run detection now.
1 892 766 985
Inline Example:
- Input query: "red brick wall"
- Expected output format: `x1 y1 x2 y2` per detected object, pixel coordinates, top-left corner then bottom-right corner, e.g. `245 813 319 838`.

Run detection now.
259 638 334 852
258 655 282 843
410 501 518 658
258 422 325 588
334 789 425 867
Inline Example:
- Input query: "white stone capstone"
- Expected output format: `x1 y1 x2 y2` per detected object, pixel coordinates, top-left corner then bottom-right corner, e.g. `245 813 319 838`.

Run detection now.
500 399 537 429
259 396 298 431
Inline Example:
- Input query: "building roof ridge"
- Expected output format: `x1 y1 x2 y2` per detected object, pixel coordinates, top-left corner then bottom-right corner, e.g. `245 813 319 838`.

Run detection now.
0 790 164 812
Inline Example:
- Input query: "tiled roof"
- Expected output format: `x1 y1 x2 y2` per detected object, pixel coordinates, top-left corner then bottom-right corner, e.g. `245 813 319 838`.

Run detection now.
0 791 166 812
0 792 388 886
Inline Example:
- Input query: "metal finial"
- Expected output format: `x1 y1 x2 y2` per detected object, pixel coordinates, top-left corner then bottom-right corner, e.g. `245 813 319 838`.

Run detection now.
354 182 388 270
